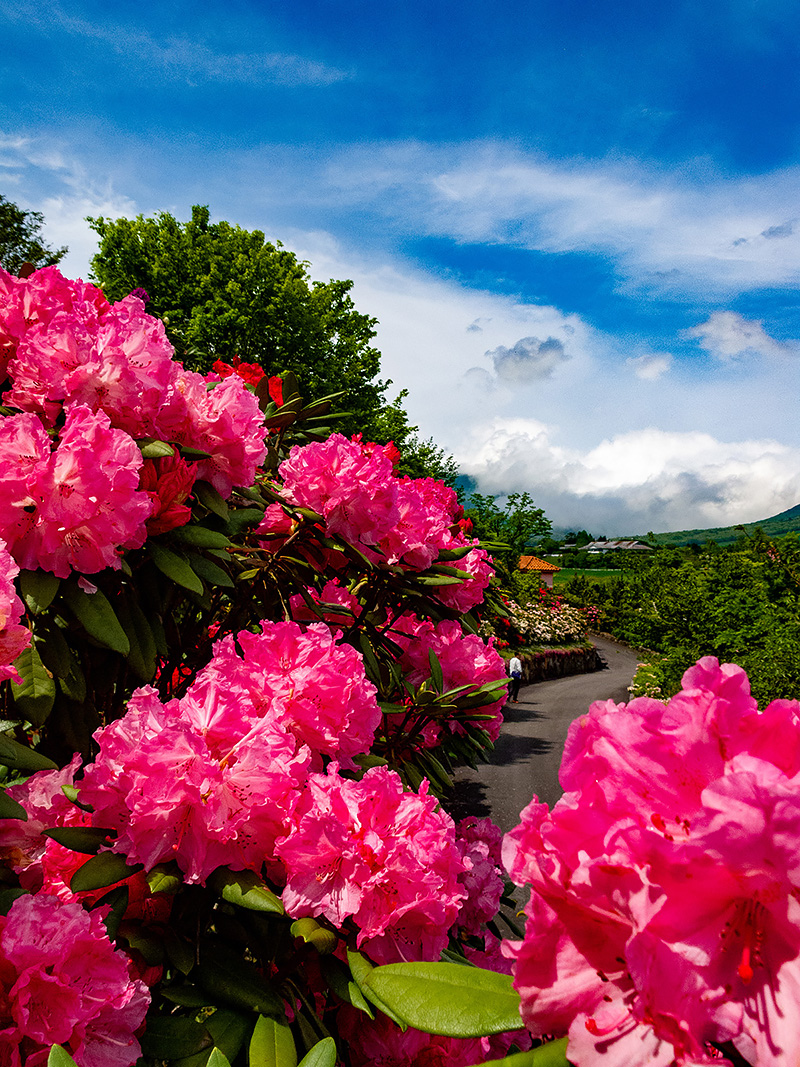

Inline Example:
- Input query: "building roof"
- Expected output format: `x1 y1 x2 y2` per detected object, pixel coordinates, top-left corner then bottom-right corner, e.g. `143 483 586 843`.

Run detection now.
518 555 561 572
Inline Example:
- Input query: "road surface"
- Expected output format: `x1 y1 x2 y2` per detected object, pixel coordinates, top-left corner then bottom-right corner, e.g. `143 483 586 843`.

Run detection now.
450 635 641 834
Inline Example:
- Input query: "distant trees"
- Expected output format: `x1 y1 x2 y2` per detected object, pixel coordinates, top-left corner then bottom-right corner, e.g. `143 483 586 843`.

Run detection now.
464 492 551 572
0 194 67 274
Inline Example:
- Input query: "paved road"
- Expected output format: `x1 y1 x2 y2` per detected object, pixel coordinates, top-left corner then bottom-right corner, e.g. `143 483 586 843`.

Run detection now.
450 636 641 834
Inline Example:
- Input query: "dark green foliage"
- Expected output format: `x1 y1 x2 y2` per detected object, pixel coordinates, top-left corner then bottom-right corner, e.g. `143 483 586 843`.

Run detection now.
0 194 67 274
561 536 800 705
87 206 411 446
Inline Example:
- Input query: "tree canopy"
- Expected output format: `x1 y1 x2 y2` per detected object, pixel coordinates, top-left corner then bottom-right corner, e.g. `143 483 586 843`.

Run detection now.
88 205 412 445
0 194 67 274
464 491 552 571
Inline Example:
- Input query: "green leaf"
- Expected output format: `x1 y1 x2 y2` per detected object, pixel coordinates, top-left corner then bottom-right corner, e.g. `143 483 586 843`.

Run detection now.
47 1047 80 1067
43 826 115 854
148 542 205 594
249 1013 297 1067
139 1015 213 1059
363 962 523 1038
161 984 214 1008
427 648 444 693
321 957 374 1019
116 593 158 682
346 950 407 1031
476 1038 570 1067
0 787 27 820
62 584 130 655
93 884 128 941
207 1051 233 1067
296 1038 337 1067
19 570 60 614
10 642 56 727
0 734 57 772
290 917 337 954
189 554 235 589
207 1009 251 1065
209 868 284 914
180 445 213 460
0 887 26 914
194 480 230 521
224 507 265 536
147 862 183 895
69 852 143 892
196 946 284 1017
172 525 232 549
138 437 176 458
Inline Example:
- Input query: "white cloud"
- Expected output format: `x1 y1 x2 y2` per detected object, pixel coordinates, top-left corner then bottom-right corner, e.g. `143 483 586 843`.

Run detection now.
321 142 800 297
459 420 800 533
627 353 672 380
683 311 796 361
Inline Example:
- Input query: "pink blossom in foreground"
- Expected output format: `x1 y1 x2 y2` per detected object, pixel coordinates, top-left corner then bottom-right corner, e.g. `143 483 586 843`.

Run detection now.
0 892 149 1067
455 817 505 935
80 685 311 883
502 657 800 1067
187 619 381 762
377 477 462 570
0 537 30 681
432 544 494 614
277 765 468 964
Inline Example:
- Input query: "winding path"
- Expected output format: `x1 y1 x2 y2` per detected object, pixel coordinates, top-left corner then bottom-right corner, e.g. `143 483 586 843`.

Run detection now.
450 635 641 834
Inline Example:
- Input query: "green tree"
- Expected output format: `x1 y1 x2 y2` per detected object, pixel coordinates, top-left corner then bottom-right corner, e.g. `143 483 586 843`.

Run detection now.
0 194 67 274
465 491 551 574
87 205 413 444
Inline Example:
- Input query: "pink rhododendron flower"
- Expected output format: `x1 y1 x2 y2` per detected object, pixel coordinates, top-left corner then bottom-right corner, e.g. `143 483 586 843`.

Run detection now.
0 537 30 681
0 406 151 577
432 544 494 614
0 892 149 1067
455 817 505 935
80 684 311 884
502 657 800 1067
393 615 506 741
377 477 462 570
276 433 400 549
277 764 468 963
188 619 380 762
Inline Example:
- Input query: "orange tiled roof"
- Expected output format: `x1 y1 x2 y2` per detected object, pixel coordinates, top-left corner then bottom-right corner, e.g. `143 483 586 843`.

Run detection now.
518 555 560 573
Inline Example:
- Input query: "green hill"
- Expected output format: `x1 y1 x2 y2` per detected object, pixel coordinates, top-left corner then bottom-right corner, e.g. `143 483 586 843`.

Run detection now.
648 503 800 546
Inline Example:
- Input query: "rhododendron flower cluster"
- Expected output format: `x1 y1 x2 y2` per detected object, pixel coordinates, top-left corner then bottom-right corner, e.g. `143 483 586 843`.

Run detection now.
454 817 506 936
0 892 149 1067
0 265 267 574
259 433 494 611
393 614 506 742
78 618 381 882
277 764 468 964
503 657 800 1067
0 537 30 681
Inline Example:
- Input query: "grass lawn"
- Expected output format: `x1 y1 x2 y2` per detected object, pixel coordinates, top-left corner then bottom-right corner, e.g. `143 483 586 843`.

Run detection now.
553 568 626 585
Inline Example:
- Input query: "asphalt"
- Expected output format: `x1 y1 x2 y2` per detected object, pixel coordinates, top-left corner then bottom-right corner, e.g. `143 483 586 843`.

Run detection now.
449 635 642 834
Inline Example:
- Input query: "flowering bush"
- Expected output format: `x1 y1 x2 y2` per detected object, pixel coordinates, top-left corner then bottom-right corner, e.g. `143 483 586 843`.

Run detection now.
503 656 800 1066
0 267 519 1066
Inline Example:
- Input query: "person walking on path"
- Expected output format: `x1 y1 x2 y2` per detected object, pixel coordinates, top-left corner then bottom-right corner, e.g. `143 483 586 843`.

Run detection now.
508 654 522 702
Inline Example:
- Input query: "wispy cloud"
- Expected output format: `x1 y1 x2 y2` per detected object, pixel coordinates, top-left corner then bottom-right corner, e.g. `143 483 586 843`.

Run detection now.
627 353 672 380
2 1 350 87
683 312 798 361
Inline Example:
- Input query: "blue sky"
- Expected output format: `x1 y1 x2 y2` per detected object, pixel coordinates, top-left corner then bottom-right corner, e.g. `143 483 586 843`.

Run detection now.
3 0 800 533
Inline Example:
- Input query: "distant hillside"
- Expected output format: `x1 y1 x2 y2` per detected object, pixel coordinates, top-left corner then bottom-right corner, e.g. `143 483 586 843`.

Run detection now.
649 503 800 546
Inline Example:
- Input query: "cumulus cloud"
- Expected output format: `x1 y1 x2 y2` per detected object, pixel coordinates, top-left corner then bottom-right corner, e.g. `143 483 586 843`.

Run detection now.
683 311 795 361
627 353 672 380
457 418 800 533
484 335 569 383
